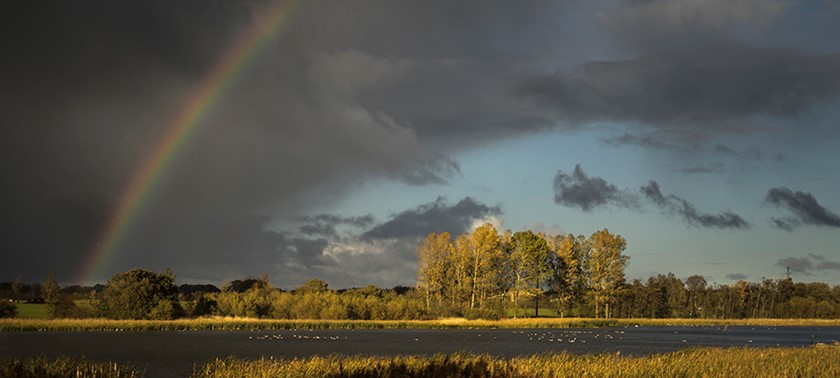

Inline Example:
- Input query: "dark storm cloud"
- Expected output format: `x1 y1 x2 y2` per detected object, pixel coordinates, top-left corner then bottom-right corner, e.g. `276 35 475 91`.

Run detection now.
641 181 750 229
775 255 840 276
553 165 638 211
516 44 840 144
362 197 501 240
7 0 547 283
601 0 791 52
726 273 748 281
765 187 840 230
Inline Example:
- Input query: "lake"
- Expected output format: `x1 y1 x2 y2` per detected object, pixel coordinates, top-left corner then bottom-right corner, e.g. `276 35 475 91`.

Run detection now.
2 326 839 377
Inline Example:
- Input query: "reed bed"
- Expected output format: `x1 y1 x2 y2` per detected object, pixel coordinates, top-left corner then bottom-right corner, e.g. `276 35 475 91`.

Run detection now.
0 356 140 378
4 345 838 377
194 345 840 378
3 317 840 332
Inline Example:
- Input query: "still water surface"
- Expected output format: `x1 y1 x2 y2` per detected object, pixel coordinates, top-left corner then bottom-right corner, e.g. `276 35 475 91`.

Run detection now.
2 326 839 377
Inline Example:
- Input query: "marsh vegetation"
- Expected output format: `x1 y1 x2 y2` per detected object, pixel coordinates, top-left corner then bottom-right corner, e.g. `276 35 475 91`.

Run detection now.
4 345 839 378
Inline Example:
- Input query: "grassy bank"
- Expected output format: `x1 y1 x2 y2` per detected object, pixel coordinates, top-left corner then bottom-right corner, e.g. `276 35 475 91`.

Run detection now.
194 345 840 378
5 345 839 378
0 356 140 378
3 317 840 332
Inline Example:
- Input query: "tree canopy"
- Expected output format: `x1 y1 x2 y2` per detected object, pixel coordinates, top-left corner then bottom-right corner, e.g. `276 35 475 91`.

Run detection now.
102 268 182 319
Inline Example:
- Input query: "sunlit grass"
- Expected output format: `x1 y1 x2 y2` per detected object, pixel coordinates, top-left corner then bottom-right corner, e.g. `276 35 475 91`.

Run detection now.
193 345 840 378
2 316 840 332
0 356 140 378
4 345 839 377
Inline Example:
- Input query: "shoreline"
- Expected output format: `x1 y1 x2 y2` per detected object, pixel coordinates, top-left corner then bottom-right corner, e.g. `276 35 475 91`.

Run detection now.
3 317 840 332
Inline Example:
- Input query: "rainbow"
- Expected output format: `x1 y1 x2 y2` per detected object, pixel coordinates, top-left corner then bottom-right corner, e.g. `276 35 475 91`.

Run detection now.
79 0 303 285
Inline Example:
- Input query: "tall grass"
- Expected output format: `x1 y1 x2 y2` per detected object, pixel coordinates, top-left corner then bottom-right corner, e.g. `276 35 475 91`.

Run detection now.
4 345 838 377
193 345 840 378
0 356 140 378
3 317 840 332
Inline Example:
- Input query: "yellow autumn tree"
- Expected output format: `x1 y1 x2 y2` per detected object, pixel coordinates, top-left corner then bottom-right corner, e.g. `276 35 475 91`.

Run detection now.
586 229 629 319
416 232 454 310
468 223 502 309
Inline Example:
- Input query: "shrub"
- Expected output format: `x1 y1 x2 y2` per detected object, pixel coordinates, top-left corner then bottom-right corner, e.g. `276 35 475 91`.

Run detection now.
0 301 16 318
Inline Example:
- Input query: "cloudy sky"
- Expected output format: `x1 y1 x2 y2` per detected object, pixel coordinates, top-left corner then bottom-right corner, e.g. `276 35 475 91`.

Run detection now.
3 0 839 288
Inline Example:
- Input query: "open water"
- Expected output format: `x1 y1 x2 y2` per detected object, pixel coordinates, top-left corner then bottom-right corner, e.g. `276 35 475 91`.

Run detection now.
2 326 839 377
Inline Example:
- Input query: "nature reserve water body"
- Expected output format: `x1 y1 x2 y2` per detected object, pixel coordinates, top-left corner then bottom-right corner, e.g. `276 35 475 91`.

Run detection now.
2 326 839 377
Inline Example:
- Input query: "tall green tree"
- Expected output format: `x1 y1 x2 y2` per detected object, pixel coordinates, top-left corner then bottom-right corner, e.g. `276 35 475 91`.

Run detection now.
11 276 23 303
102 268 182 319
550 234 588 317
42 271 61 318
586 229 629 319
685 275 707 318
508 230 550 317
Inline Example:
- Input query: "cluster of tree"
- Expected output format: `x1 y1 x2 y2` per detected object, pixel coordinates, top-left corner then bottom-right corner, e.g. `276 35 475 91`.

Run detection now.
2 270 426 320
417 224 629 318
208 277 427 320
613 274 840 319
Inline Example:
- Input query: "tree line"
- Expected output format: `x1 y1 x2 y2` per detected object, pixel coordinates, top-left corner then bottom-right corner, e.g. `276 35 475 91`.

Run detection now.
1 224 839 320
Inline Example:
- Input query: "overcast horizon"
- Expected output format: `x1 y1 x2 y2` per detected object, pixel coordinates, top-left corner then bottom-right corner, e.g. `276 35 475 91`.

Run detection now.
3 0 840 289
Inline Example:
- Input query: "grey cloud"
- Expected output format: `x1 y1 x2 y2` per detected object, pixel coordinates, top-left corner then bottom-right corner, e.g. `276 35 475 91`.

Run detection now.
641 181 750 229
712 144 739 156
516 44 840 144
766 187 840 230
680 163 725 174
600 132 693 151
771 218 799 232
553 165 638 211
601 0 790 52
726 273 748 281
397 154 462 186
294 214 376 237
274 196 502 288
817 261 840 271
362 197 501 240
713 144 762 161
776 257 813 274
775 255 840 276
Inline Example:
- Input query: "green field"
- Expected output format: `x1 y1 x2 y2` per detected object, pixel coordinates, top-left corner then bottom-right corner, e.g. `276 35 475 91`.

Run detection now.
3 316 840 332
4 345 839 378
13 303 47 319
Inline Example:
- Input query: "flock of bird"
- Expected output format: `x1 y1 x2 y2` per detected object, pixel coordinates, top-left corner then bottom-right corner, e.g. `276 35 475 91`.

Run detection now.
249 333 345 341
246 329 630 344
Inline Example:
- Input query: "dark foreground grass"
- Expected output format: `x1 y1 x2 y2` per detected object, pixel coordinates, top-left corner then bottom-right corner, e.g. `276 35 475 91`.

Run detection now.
0 356 140 378
4 345 839 377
